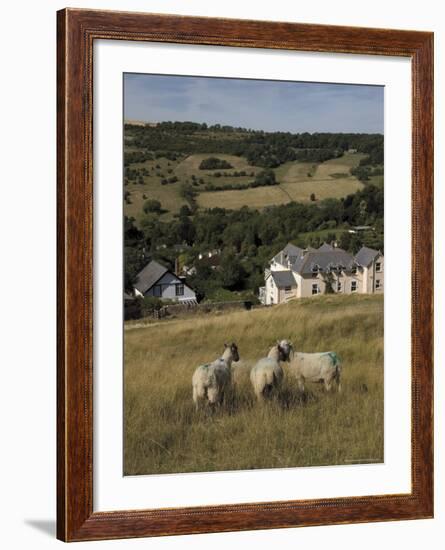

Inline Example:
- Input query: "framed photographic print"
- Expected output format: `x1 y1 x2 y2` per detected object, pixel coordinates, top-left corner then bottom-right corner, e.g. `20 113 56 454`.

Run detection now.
57 8 434 542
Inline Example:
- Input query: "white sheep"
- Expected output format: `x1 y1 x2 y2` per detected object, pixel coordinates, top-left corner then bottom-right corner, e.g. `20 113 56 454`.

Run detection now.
280 340 342 392
250 342 287 401
192 343 240 411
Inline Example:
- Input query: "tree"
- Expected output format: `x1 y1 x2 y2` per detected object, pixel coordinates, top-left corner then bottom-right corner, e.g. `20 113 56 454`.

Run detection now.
199 157 233 170
179 204 192 217
251 169 277 188
220 253 245 290
179 182 197 212
143 199 162 214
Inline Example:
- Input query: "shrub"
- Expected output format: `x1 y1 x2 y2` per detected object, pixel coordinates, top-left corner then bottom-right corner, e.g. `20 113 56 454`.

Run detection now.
143 199 162 214
199 157 233 170
250 169 277 188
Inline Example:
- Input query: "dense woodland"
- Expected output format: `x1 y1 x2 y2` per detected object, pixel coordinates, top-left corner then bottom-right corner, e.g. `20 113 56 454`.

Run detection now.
125 121 383 169
124 122 384 304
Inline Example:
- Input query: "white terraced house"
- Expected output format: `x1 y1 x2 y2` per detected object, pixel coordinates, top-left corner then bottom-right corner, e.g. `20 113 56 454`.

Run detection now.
259 242 384 305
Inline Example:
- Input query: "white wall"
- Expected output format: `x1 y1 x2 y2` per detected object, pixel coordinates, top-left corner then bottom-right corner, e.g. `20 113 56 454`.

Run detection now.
145 272 196 301
1 1 443 549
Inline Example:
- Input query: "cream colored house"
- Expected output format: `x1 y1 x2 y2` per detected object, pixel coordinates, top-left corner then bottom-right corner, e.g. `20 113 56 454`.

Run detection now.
259 243 383 305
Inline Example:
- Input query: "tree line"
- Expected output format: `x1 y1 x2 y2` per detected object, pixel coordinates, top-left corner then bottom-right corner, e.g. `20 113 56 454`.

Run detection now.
125 184 383 300
125 122 383 169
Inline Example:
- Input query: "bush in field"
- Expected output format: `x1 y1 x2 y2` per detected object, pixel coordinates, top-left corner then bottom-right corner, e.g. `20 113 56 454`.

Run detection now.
179 205 192 217
143 199 162 214
199 157 233 170
250 169 277 188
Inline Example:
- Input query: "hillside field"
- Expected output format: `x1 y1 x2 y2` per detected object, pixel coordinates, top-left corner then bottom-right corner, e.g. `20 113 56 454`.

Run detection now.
124 293 384 475
125 151 366 222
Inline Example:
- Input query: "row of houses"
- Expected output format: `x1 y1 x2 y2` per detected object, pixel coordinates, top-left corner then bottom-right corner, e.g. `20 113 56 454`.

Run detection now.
128 241 383 307
259 242 383 305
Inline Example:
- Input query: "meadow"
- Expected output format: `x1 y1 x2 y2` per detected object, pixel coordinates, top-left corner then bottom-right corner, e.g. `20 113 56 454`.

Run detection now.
124 151 366 222
124 293 384 476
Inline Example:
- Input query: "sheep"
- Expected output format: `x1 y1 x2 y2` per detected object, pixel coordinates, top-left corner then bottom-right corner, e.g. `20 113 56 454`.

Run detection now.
280 340 342 392
250 342 288 401
192 342 240 411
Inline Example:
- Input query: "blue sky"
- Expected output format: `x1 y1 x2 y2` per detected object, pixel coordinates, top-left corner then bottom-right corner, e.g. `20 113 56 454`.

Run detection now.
124 73 383 134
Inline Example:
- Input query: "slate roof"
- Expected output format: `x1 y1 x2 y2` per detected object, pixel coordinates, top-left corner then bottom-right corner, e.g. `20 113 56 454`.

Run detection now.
270 271 297 287
291 248 355 275
272 243 304 266
318 243 335 252
355 246 381 267
134 260 169 294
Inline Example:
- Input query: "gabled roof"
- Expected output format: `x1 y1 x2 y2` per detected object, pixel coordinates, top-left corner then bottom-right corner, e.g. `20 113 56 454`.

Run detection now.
270 270 296 287
318 242 334 252
355 246 381 267
134 260 169 294
272 243 303 266
291 248 355 275
283 243 303 257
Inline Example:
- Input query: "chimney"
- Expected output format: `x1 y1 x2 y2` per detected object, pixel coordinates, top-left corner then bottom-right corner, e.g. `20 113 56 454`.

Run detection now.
174 257 179 276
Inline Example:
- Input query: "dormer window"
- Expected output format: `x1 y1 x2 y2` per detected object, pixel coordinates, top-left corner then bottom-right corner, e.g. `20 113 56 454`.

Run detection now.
376 262 382 272
351 265 357 274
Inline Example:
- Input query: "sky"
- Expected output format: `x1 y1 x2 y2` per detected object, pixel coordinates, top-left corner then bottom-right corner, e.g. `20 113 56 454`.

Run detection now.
124 73 383 134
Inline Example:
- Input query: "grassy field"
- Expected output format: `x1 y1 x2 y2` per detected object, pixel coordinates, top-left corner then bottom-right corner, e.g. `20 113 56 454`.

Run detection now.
124 151 368 222
197 152 365 210
124 293 383 475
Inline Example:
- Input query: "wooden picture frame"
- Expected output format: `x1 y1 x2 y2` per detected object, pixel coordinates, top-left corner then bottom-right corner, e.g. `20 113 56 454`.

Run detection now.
57 8 434 542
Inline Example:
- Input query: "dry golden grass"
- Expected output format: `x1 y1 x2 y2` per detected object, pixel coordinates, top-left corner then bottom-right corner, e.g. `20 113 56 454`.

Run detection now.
196 152 366 209
124 294 384 475
175 154 259 175
197 185 291 210
124 151 368 219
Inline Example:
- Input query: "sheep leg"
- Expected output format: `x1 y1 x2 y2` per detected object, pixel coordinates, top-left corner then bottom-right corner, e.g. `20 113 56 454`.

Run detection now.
193 385 206 412
255 389 265 402
335 371 342 392
297 376 305 393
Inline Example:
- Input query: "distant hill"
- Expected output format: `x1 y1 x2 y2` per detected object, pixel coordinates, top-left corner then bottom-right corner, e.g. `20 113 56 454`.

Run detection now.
124 119 158 127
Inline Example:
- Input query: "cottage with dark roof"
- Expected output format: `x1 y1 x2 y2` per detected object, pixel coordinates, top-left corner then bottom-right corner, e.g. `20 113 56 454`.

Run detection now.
260 242 383 305
133 260 197 304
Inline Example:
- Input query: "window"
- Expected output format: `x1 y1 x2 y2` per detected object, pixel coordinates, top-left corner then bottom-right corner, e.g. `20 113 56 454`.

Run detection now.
284 286 292 293
312 283 319 295
375 279 381 289
351 281 357 292
351 265 357 274
337 281 342 292
175 284 184 296
376 262 382 272
153 285 162 297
